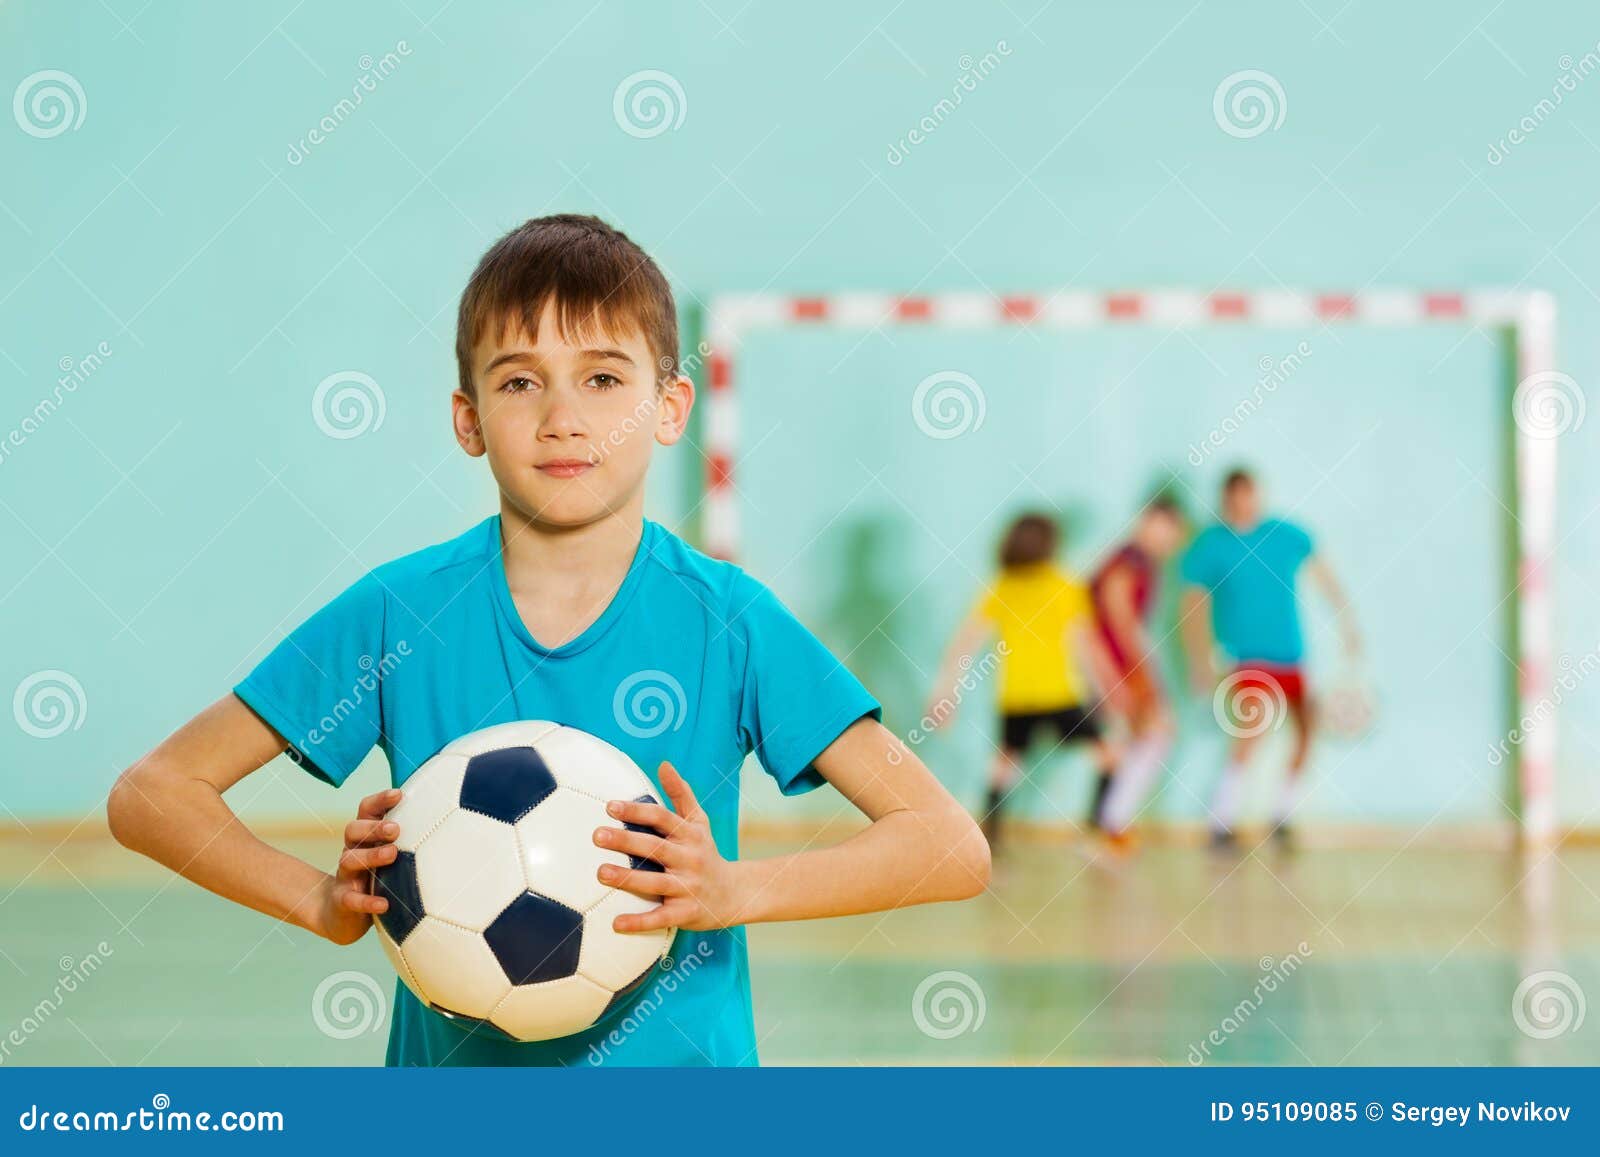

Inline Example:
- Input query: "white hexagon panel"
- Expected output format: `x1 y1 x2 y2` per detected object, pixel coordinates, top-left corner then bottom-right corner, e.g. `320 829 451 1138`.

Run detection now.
578 889 673 993
399 916 513 1020
531 726 658 803
414 809 525 932
514 787 631 913
387 755 468 853
490 973 615 1042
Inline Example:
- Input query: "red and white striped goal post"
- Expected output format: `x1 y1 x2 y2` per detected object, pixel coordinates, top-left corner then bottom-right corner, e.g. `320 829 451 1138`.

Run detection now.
699 287 1561 840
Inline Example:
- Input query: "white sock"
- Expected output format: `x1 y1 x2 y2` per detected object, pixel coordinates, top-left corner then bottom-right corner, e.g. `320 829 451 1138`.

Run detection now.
1211 762 1247 832
1274 774 1307 825
1103 736 1170 833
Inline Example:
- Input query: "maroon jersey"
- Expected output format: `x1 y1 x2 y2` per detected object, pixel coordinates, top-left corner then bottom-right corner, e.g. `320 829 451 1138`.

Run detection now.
1089 542 1156 673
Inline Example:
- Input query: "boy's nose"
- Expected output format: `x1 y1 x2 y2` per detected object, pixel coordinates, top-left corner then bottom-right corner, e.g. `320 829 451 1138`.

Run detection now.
538 398 586 439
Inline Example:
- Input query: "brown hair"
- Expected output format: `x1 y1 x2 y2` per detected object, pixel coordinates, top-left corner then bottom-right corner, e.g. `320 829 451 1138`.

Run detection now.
1144 491 1186 524
998 513 1059 569
1222 466 1255 494
454 214 679 397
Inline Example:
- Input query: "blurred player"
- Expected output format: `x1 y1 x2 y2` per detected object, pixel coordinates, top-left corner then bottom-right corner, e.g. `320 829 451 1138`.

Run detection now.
925 513 1117 851
1089 495 1189 847
1179 469 1359 848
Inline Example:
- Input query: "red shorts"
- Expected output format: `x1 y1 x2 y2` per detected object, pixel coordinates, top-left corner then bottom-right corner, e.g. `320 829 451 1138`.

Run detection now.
1231 663 1307 708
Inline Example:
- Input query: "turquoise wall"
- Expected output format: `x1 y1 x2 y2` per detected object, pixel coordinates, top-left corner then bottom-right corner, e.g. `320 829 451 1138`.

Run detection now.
4 1 1598 825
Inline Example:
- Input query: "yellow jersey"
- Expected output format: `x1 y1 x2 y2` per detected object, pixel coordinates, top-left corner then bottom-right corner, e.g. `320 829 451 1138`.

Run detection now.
974 564 1092 712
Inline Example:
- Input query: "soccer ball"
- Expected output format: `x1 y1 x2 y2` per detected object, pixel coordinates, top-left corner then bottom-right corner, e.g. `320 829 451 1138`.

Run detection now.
371 721 674 1042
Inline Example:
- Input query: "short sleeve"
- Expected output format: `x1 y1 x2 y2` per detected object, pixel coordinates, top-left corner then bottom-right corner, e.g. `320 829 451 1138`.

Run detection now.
1179 532 1217 589
1286 521 1314 563
233 573 388 787
972 586 1000 623
733 579 881 796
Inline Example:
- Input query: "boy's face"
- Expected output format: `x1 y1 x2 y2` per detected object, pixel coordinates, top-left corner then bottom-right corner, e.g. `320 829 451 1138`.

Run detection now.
1140 510 1186 559
1222 479 1261 527
453 302 692 529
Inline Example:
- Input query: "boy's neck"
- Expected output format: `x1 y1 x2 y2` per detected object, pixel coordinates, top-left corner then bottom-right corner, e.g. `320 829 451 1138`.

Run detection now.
497 495 646 591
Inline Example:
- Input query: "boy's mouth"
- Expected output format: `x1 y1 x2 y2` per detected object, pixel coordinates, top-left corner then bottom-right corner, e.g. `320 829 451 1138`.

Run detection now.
535 458 595 479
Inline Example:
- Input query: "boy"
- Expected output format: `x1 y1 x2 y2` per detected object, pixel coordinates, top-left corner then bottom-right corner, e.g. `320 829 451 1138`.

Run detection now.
1179 468 1359 848
107 214 989 1067
1087 495 1188 846
923 513 1117 851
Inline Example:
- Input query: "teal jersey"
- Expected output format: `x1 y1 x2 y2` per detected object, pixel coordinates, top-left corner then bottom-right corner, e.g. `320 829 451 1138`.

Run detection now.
236 515 879 1066
1179 518 1314 665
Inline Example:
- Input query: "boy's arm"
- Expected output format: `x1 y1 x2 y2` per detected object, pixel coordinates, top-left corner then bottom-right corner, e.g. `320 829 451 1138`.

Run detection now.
107 694 399 946
596 717 990 932
922 612 993 725
1305 554 1361 656
1179 586 1215 693
1099 565 1146 664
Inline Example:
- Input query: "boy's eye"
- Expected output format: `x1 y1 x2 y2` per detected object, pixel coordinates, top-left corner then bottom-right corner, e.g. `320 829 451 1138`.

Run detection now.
589 373 621 389
501 375 538 393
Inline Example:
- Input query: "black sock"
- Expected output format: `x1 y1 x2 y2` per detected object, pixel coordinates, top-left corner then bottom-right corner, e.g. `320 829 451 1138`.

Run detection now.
1088 770 1113 829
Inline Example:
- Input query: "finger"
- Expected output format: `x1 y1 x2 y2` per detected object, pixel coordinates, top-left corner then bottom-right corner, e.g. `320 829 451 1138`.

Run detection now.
656 762 704 822
605 798 684 836
594 827 676 865
598 864 686 898
356 788 402 821
344 817 400 848
339 887 389 914
339 844 399 874
612 903 679 933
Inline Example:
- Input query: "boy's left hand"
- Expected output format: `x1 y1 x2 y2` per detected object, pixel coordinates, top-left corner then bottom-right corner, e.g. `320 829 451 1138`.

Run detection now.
595 761 747 934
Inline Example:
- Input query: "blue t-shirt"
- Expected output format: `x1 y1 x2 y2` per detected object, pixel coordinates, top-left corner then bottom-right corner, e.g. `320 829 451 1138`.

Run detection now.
234 515 879 1067
1178 518 1314 664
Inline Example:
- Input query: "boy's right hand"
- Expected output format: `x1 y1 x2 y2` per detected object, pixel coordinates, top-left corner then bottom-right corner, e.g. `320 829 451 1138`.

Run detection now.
313 787 401 945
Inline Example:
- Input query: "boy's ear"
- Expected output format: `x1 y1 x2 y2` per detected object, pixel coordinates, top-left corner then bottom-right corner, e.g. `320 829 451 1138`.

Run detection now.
654 373 696 447
452 390 486 456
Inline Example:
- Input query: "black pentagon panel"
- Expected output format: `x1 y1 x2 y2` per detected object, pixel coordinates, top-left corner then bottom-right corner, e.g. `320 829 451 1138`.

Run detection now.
624 793 667 873
459 745 557 823
601 958 661 1022
373 850 425 944
427 1002 516 1042
483 891 584 985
